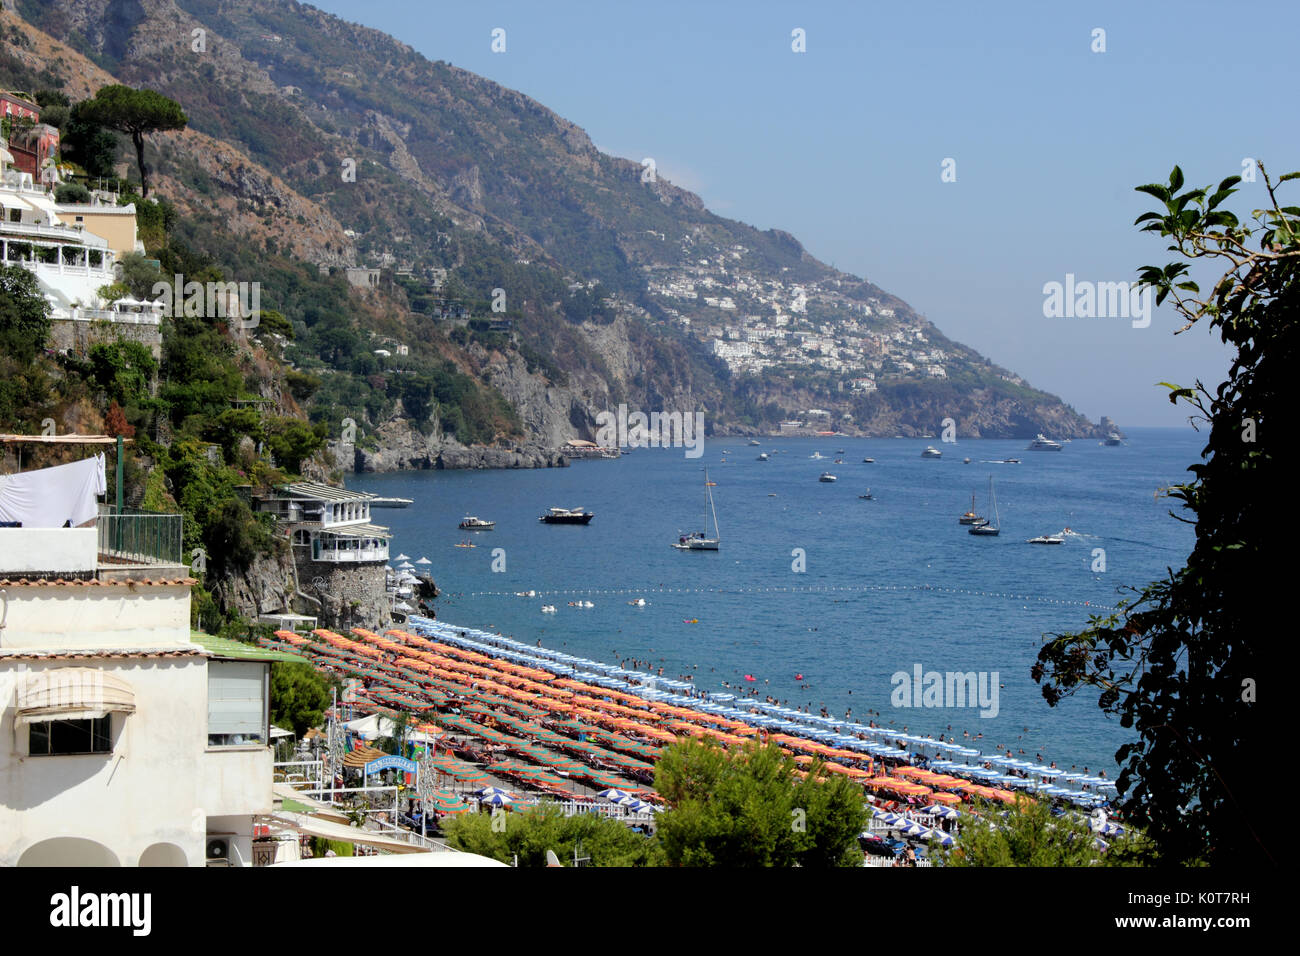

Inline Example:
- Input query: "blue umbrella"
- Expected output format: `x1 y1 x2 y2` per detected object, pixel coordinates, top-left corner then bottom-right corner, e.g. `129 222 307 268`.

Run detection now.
479 792 513 807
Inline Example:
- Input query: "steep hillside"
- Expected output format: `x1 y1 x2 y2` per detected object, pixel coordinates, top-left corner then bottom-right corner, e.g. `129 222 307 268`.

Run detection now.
11 0 1105 445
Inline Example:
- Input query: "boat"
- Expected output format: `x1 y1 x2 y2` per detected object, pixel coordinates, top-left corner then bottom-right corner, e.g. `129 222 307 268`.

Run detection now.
958 493 985 525
819 472 837 482
862 457 875 463
810 451 825 460
968 478 1001 536
539 507 594 524
454 539 476 548
748 439 761 446
922 446 943 459
370 496 414 508
1104 433 1123 446
963 457 971 464
672 470 721 551
757 452 769 461
836 449 845 455
541 605 557 614
458 515 495 530
1027 433 1063 451
1027 534 1065 545
834 458 844 464
1001 458 1021 464
858 489 874 500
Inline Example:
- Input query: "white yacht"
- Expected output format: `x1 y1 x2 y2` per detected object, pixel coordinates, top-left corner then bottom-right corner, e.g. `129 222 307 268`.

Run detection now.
818 472 837 482
1027 434 1063 451
921 446 943 459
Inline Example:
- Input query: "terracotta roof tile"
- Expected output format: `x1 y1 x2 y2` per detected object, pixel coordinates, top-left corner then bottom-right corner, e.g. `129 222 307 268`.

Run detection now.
0 646 207 661
0 577 197 587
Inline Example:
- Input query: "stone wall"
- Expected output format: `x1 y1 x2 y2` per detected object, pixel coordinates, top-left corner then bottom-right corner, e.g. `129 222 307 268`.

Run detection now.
49 317 163 361
296 557 389 632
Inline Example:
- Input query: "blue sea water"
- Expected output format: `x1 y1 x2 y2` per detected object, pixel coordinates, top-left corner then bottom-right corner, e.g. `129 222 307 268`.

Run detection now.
351 427 1201 774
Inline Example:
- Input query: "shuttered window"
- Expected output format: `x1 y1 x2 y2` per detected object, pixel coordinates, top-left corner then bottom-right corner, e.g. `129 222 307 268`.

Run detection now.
207 661 268 747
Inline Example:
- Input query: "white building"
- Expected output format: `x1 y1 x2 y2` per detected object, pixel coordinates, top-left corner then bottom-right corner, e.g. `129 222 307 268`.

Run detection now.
0 457 280 867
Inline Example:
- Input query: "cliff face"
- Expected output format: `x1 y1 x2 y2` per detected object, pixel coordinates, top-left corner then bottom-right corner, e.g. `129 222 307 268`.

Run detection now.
11 0 1107 460
209 546 295 622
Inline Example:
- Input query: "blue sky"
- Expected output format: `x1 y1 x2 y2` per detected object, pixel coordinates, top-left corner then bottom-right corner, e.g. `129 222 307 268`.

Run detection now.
305 0 1297 426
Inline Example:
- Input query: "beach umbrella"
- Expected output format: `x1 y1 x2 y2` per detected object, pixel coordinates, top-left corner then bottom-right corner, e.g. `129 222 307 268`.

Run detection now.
394 553 411 561
479 792 513 807
416 557 432 565
477 786 512 798
597 788 633 803
927 829 955 847
900 820 929 837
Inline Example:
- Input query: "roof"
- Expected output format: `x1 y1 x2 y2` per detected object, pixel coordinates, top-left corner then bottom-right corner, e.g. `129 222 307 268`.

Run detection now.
276 481 375 503
317 522 390 538
189 633 299 663
0 646 205 662
0 577 195 588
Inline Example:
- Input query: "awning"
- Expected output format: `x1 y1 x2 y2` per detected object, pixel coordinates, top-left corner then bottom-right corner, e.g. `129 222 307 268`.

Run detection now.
15 667 136 724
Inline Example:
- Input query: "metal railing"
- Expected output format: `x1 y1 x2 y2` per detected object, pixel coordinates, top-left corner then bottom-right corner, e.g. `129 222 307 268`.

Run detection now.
97 507 184 567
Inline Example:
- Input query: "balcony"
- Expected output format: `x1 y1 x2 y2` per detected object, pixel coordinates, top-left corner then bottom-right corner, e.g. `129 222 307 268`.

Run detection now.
97 507 185 569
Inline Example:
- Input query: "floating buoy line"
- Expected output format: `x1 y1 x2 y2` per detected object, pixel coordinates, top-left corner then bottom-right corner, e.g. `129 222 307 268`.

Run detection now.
449 582 1120 612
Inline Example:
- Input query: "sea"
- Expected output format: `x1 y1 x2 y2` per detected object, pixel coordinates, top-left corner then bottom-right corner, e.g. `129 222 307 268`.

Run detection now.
350 427 1201 775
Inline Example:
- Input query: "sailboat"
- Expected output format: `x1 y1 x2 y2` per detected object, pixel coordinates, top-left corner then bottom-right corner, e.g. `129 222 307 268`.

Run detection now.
672 469 721 550
968 478 1001 536
958 493 985 525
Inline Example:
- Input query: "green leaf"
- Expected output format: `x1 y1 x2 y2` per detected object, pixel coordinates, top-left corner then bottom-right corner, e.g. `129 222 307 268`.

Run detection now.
1278 171 1300 183
1135 183 1171 202
1169 166 1185 192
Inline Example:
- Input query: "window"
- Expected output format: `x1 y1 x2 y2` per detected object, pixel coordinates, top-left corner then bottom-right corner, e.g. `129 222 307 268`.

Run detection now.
207 661 268 747
29 716 112 756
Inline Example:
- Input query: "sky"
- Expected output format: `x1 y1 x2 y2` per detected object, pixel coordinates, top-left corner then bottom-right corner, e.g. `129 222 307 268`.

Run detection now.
304 0 1297 427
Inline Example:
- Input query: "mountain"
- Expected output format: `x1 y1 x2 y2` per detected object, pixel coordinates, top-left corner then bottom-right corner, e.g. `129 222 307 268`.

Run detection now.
8 0 1105 465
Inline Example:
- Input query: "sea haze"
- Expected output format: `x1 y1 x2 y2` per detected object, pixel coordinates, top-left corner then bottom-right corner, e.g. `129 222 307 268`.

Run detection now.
354 427 1199 774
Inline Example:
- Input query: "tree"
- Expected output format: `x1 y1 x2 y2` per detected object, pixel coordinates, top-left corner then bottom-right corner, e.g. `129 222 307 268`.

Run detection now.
653 739 866 867
943 797 1148 867
270 662 334 736
1033 164 1290 866
73 85 187 198
443 803 661 867
0 264 53 363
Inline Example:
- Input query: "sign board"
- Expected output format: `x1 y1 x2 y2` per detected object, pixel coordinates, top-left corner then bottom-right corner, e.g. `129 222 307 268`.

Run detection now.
364 755 418 776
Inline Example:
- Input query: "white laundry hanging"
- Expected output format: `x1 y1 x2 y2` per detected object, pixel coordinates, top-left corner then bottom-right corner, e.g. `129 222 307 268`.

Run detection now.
0 453 106 527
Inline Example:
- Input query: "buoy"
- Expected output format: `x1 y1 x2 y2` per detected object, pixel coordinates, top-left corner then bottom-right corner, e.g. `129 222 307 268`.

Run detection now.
794 673 804 681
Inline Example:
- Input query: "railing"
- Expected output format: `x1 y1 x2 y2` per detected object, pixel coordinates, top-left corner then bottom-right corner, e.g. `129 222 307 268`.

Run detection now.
312 546 389 563
97 507 184 567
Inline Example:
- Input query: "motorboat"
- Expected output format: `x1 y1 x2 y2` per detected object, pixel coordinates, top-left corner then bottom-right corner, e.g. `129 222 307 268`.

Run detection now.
539 507 594 524
1104 433 1123 446
1027 434 1063 451
458 515 495 530
757 452 769 461
1027 534 1065 545
921 446 943 459
819 472 837 482
749 439 761 446
862 457 875 463
968 478 1001 536
858 490 874 500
